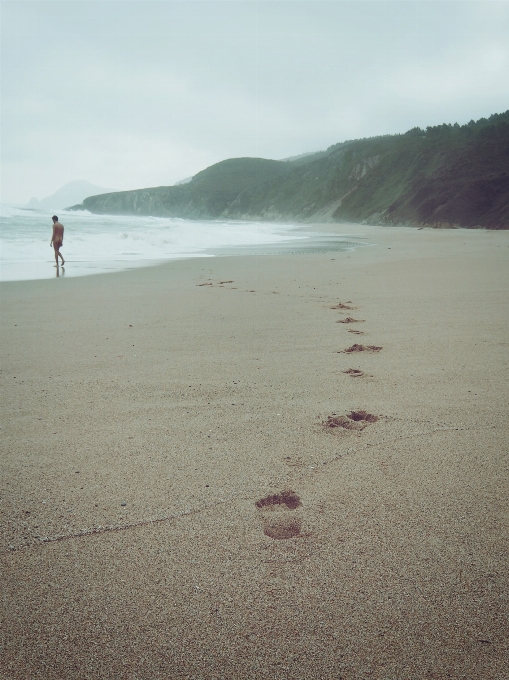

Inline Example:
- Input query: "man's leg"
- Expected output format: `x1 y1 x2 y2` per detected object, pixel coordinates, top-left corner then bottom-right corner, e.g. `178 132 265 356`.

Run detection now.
54 246 64 265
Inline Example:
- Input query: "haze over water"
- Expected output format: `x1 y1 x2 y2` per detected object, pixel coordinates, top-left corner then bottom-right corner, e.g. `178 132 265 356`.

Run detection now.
0 206 362 282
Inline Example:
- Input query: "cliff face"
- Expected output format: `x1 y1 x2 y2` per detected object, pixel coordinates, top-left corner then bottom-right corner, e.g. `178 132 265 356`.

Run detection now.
71 112 509 229
76 158 294 220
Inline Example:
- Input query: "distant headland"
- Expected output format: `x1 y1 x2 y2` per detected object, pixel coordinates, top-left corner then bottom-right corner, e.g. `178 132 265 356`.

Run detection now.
69 112 509 229
28 180 116 211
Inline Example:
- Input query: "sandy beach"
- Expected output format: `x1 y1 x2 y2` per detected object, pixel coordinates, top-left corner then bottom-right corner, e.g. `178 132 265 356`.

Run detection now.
2 223 508 679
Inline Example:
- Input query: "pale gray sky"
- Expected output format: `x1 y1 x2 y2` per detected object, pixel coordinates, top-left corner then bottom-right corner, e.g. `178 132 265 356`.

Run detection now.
2 0 508 204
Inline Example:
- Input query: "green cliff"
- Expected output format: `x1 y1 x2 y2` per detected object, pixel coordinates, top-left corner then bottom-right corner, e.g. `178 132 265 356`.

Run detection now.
70 112 509 229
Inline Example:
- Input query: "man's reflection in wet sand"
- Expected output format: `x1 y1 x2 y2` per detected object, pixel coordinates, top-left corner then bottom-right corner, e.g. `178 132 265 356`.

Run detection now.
56 266 65 278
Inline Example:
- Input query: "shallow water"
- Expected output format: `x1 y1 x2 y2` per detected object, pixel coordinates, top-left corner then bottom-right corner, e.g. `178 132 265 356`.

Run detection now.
0 205 365 282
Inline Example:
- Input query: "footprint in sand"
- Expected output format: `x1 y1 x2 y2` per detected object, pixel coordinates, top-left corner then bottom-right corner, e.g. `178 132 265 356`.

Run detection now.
337 317 365 324
339 344 382 353
348 329 365 335
255 489 303 539
343 368 365 377
331 302 355 310
323 410 378 431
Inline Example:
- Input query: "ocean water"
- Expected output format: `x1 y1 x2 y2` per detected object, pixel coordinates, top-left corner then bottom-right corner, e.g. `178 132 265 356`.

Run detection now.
0 205 363 282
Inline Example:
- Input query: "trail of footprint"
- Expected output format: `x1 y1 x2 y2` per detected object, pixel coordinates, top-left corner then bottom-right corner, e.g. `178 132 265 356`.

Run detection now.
329 304 379 371
328 301 382 383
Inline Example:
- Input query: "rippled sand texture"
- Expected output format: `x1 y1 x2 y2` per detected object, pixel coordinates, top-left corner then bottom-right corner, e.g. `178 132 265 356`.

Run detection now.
2 224 508 679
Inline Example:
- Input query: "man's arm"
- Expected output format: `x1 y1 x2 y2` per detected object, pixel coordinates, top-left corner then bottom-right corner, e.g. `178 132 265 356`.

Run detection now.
50 224 55 246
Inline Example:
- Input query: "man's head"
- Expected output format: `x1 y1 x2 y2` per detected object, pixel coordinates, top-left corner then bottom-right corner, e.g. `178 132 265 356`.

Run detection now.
52 215 58 223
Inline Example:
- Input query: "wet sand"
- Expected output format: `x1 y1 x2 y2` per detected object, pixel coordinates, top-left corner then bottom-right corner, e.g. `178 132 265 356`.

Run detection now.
2 224 508 679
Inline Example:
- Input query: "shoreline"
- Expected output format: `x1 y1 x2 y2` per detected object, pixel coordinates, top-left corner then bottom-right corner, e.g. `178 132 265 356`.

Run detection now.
0 220 478 286
2 224 508 678
0 220 369 284
1 217 495 285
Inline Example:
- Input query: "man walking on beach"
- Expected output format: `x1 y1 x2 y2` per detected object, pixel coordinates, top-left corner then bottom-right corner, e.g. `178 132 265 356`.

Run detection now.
50 215 65 266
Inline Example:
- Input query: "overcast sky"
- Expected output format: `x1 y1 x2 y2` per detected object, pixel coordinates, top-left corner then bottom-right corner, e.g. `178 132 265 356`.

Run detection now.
2 0 508 204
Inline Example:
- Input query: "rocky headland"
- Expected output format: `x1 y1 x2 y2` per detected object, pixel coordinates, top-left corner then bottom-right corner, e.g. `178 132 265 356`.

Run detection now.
70 111 509 229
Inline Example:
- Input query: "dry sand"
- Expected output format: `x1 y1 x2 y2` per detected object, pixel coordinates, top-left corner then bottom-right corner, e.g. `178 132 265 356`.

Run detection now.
1 224 508 679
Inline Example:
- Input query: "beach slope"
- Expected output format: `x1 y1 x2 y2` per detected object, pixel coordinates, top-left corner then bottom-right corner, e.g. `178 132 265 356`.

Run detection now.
2 225 508 679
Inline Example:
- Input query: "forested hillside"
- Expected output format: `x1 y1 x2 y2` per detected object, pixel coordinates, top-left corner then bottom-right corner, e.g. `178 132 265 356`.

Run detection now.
71 112 509 229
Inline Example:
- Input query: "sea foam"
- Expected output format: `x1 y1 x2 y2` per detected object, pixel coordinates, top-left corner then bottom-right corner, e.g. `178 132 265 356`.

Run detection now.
0 206 307 281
